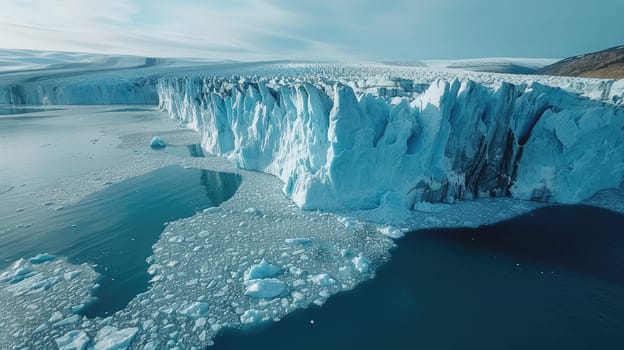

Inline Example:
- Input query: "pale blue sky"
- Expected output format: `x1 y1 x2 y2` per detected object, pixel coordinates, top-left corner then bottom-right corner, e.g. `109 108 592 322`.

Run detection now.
0 0 621 60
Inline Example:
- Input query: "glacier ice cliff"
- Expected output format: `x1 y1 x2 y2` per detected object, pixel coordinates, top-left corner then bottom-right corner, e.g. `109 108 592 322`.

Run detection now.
0 77 158 105
157 75 624 210
1 60 623 210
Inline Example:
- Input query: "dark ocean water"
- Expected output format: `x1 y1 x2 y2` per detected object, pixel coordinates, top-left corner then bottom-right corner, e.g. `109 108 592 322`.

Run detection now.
212 205 624 350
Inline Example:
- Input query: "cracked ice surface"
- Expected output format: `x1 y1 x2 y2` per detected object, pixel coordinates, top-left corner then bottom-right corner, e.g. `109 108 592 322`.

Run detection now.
0 258 98 349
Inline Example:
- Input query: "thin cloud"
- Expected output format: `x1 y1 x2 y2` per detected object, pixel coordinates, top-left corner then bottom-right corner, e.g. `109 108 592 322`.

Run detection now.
0 0 622 60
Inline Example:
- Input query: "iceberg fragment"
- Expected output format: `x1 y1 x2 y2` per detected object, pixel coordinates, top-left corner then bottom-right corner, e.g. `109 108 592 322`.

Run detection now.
309 274 336 287
178 302 209 319
240 309 268 325
149 136 166 149
352 255 372 274
377 226 405 239
243 259 282 281
94 326 138 350
55 330 90 350
28 253 56 264
244 278 287 299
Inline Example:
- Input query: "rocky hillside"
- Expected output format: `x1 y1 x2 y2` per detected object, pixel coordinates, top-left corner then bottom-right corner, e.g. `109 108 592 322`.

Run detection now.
537 46 624 79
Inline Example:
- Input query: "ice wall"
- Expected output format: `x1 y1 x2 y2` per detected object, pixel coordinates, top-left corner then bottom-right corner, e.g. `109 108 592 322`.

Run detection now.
158 77 624 210
0 77 158 105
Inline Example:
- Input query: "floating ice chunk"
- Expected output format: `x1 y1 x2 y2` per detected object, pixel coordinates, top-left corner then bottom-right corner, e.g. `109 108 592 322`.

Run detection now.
178 302 209 319
340 248 354 259
149 136 166 149
94 326 139 350
49 311 64 323
309 274 336 287
376 226 405 239
244 279 286 299
285 238 312 246
244 207 262 215
34 322 49 333
143 341 160 350
53 315 81 328
71 304 85 313
28 253 56 264
202 207 220 214
292 279 306 287
32 275 62 290
240 309 267 325
64 270 81 280
5 269 63 296
337 217 361 229
55 330 90 350
0 266 31 283
352 255 371 273
168 235 184 243
193 317 207 332
243 259 282 282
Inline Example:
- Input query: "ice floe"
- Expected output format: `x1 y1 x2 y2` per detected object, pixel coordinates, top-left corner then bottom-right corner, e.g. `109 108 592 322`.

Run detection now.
244 279 287 299
55 330 90 350
149 136 167 149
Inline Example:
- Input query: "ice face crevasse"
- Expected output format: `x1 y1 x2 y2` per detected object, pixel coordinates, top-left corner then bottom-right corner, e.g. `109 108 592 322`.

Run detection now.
158 77 624 210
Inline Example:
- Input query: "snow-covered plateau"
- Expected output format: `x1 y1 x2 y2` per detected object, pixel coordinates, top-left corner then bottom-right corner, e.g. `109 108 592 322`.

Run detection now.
1 54 624 349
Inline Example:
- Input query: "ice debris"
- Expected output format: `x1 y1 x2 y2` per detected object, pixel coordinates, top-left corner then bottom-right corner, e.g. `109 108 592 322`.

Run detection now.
377 226 405 239
240 309 267 325
55 330 90 350
243 259 282 281
178 302 209 319
285 238 313 246
352 255 372 274
149 136 166 149
244 278 287 299
94 326 138 350
0 256 98 349
309 274 336 287
28 253 56 264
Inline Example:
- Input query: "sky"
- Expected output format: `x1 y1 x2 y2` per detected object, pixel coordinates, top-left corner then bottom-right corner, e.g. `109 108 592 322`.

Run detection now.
0 0 622 61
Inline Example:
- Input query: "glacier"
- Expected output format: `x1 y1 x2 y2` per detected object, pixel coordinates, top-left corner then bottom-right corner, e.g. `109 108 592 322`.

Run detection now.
156 72 624 210
1 60 623 211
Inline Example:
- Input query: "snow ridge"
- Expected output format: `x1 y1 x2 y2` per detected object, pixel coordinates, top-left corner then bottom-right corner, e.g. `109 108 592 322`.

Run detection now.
158 76 624 210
